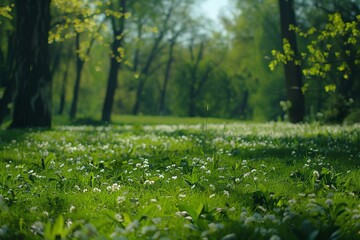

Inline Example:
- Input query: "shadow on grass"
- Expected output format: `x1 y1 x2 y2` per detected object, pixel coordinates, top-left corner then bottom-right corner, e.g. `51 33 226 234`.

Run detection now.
0 128 29 146
1 125 359 169
164 130 360 168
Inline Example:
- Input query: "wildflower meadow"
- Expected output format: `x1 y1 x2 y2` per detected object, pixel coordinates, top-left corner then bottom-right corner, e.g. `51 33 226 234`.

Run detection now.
0 120 359 239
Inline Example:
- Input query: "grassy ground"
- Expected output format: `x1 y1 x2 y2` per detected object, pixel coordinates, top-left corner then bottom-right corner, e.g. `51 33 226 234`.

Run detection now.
52 114 237 126
0 118 359 239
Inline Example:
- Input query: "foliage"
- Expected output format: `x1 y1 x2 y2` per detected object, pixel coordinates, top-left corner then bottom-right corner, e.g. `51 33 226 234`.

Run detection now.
0 4 13 21
270 12 360 92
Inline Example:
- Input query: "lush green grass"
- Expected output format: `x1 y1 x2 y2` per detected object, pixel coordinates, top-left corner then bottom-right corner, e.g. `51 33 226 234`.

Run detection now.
0 119 359 239
52 114 237 126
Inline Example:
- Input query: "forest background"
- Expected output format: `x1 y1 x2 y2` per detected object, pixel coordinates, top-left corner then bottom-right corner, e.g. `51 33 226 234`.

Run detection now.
0 0 359 127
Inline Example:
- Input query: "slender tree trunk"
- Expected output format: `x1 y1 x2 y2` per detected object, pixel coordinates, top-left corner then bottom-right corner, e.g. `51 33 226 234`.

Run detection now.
101 0 126 122
132 20 143 73
58 65 69 115
70 34 84 120
101 57 120 121
188 81 196 117
132 78 146 115
278 0 304 123
58 46 72 115
239 90 249 117
10 0 52 128
187 41 204 117
159 40 175 115
50 46 61 80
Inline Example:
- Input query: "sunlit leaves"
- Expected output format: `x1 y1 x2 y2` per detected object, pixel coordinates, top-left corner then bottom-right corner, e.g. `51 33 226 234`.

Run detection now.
270 12 360 90
325 84 336 92
116 47 125 63
269 39 294 70
0 4 13 20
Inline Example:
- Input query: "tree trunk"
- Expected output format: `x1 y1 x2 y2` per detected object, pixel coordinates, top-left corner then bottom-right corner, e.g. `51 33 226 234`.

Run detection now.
102 57 120 122
132 78 146 115
239 90 249 117
10 0 52 128
58 46 72 115
101 0 126 122
278 0 305 123
58 65 68 115
188 82 196 117
187 41 204 117
69 34 84 120
159 39 175 115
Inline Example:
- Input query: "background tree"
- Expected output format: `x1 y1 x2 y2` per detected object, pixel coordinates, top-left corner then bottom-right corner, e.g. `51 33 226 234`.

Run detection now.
278 0 304 123
271 0 360 122
101 0 127 122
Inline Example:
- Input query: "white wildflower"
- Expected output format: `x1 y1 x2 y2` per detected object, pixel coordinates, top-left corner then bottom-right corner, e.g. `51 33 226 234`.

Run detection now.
117 196 126 204
144 180 155 185
313 170 320 179
69 205 76 213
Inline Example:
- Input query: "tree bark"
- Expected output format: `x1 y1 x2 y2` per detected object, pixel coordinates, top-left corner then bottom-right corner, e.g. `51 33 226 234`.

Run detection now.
278 0 305 123
58 60 71 115
69 34 84 120
188 41 204 117
58 45 73 115
239 90 249 117
159 39 176 115
10 0 52 128
101 0 126 122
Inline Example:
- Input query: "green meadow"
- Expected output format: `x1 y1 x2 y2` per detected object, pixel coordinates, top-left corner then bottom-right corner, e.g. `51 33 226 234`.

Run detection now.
0 118 359 239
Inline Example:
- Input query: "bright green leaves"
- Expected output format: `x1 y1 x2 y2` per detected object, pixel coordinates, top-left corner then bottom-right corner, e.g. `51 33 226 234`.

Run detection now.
269 39 294 70
0 4 14 20
270 12 360 93
116 47 125 63
325 84 336 92
49 0 106 44
43 215 82 240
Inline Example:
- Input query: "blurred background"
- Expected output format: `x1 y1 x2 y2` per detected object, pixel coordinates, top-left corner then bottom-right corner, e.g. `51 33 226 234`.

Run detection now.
0 0 359 126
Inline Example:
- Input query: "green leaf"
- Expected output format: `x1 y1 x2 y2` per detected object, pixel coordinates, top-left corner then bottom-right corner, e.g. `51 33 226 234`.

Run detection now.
195 203 204 221
123 213 132 226
178 204 197 221
53 215 64 238
44 222 52 240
